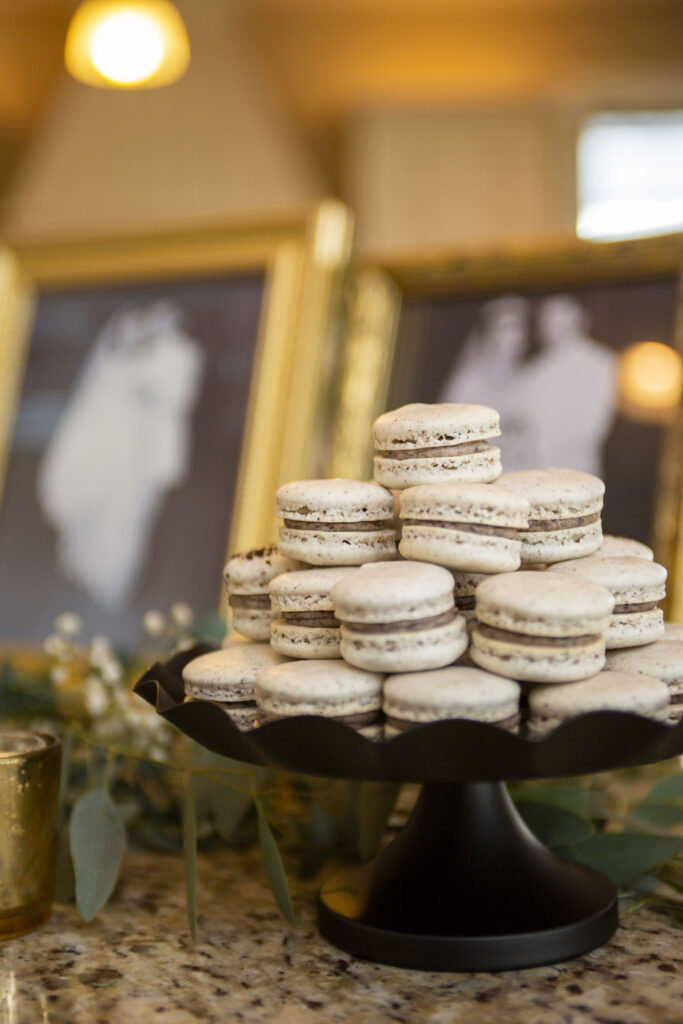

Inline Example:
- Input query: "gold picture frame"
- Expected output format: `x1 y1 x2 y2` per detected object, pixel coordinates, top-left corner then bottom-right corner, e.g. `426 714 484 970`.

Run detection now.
0 201 354 646
332 233 683 616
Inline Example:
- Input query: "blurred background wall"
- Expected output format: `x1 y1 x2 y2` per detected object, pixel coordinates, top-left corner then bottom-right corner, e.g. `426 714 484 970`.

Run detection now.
0 0 682 248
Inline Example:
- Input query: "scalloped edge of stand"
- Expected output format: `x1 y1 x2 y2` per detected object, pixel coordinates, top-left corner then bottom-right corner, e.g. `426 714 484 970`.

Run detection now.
134 648 683 782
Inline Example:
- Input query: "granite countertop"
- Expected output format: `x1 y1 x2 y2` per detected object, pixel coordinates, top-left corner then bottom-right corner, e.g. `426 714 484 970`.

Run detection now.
3 845 683 1024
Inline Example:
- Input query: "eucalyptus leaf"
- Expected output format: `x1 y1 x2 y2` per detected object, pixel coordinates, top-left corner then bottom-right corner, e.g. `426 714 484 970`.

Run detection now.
70 789 126 922
257 807 294 923
299 801 338 880
513 785 589 816
629 804 683 832
642 773 683 806
307 800 337 850
182 779 197 939
53 820 75 903
632 874 683 904
517 801 594 848
560 832 683 885
356 782 401 861
194 613 228 647
212 787 254 840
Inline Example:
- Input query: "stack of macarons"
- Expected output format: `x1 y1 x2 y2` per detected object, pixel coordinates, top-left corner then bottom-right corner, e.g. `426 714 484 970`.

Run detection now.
179 399 682 738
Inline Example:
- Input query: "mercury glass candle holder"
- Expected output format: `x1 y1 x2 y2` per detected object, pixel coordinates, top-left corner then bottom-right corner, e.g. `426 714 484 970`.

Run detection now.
0 732 61 939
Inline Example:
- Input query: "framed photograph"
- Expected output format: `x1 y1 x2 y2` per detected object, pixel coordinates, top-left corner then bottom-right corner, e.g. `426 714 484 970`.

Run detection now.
333 234 683 614
0 202 353 647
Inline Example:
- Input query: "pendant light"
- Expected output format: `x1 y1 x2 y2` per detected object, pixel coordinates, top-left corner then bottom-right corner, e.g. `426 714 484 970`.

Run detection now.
65 1 190 89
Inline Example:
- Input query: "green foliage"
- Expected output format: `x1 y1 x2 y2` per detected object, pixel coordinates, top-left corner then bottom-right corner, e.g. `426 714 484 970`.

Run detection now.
256 804 295 924
182 777 197 939
355 782 402 861
70 788 127 922
516 801 594 847
560 834 683 886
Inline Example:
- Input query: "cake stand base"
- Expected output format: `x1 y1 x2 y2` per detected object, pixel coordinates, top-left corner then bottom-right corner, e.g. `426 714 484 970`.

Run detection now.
318 781 618 971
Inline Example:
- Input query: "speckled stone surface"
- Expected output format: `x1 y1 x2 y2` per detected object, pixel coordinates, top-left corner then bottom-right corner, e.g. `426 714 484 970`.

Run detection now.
3 846 683 1024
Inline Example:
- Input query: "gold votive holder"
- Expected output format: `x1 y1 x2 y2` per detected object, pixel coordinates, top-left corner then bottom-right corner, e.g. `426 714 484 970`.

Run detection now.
0 731 61 939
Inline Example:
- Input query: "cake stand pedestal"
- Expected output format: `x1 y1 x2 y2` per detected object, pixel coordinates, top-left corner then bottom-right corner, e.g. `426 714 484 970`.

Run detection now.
135 646 683 971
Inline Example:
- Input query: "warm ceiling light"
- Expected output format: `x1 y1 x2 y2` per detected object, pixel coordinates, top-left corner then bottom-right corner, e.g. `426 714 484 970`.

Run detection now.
618 341 683 423
65 1 190 89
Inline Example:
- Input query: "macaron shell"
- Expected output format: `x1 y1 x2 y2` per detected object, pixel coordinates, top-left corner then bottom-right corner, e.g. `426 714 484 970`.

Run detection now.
224 548 300 593
331 560 456 623
470 626 606 683
275 478 394 522
340 616 468 673
606 639 683 694
278 526 397 566
373 403 500 450
383 666 520 723
183 645 288 702
606 608 664 648
547 556 667 605
269 567 358 612
373 445 501 489
224 705 258 730
255 659 383 717
599 535 654 560
399 482 529 527
231 607 275 642
475 571 614 638
528 670 670 720
270 620 341 659
663 622 683 640
496 468 605 519
399 524 521 573
519 521 603 565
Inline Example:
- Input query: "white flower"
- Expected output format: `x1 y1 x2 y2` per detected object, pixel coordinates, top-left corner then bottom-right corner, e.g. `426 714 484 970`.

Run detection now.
100 657 123 686
43 633 68 658
54 612 83 639
171 602 194 629
142 609 166 637
89 635 112 665
50 665 70 686
84 676 109 718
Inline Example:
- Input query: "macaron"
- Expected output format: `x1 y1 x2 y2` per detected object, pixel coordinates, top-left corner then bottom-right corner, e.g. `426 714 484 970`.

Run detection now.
527 670 670 737
275 479 396 566
398 482 530 572
453 571 489 632
495 468 604 565
330 560 467 673
471 571 614 683
254 659 384 738
598 535 654 560
607 640 683 722
372 403 502 489
224 547 300 641
664 622 683 641
383 666 521 737
269 567 357 659
182 645 288 728
548 556 666 648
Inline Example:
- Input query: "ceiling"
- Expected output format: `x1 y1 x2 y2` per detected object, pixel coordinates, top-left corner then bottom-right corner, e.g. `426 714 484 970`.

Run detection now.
0 0 682 195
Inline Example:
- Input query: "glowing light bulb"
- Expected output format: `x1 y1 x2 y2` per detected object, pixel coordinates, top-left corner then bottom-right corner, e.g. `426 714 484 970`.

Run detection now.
619 341 683 422
65 2 190 89
90 11 164 85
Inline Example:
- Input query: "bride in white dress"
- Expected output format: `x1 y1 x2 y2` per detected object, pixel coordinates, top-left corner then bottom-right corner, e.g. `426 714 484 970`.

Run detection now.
38 300 204 611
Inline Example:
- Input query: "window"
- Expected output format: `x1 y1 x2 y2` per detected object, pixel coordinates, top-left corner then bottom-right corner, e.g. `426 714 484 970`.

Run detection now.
577 112 683 241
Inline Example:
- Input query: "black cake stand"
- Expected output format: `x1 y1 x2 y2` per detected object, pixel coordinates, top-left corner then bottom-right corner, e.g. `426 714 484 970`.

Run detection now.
134 645 683 972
